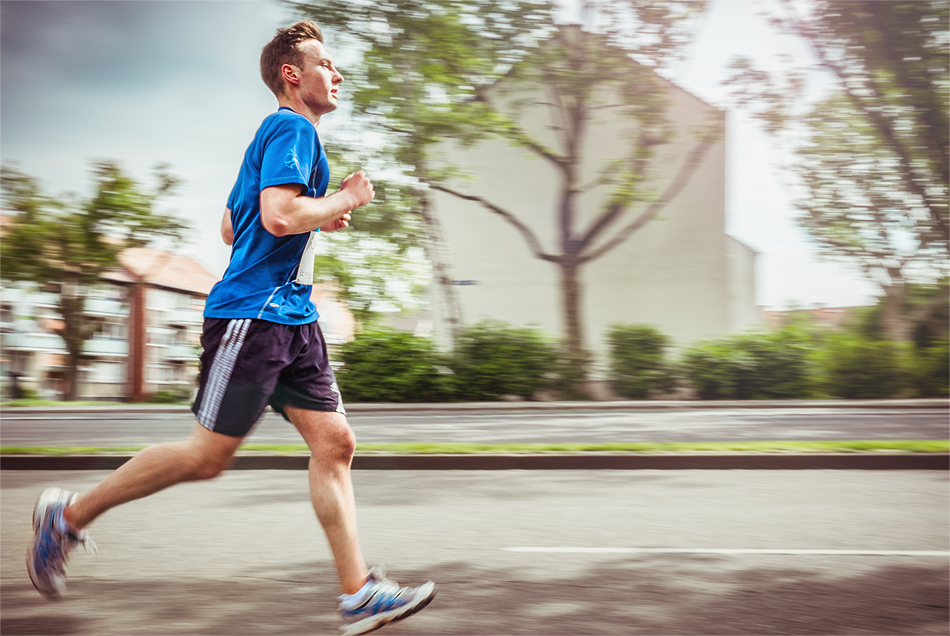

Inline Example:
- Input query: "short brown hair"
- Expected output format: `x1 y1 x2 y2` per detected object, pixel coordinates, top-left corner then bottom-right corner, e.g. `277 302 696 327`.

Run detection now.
260 21 324 97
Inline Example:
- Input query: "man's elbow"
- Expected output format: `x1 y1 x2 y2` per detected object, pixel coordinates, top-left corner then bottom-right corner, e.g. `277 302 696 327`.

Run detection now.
260 210 291 237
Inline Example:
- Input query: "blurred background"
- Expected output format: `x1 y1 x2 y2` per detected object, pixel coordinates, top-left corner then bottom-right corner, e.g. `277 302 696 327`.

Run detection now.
1 0 947 403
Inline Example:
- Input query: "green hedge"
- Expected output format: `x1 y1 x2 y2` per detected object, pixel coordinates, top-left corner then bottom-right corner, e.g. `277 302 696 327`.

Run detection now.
914 341 949 398
448 321 558 401
336 328 451 402
814 333 911 399
607 324 674 399
681 328 817 400
336 322 946 403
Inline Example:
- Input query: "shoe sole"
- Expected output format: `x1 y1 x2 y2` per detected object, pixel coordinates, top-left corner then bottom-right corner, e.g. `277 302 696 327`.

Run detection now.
340 581 437 636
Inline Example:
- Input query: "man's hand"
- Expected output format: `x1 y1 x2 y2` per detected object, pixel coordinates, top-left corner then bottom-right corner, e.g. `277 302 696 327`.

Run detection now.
339 171 375 209
319 211 351 232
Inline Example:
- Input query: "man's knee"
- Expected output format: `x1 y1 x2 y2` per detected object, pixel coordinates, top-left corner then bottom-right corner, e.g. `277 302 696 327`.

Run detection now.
190 454 230 481
314 420 356 465
188 425 240 480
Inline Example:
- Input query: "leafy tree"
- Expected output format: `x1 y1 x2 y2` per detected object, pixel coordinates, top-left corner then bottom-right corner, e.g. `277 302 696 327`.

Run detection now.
286 0 714 391
0 162 186 400
314 144 430 324
725 0 949 341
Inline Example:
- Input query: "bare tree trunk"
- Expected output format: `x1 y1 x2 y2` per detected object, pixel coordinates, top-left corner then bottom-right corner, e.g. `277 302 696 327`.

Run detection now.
560 261 583 359
418 188 463 343
56 284 85 402
880 291 912 343
558 260 590 399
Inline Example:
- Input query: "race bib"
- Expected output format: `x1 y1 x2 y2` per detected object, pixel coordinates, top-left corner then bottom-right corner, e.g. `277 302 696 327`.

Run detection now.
294 230 319 285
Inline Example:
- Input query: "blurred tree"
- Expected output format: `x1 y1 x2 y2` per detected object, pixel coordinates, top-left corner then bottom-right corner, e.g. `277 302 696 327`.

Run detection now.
0 162 186 401
314 144 430 324
287 0 713 390
725 0 949 341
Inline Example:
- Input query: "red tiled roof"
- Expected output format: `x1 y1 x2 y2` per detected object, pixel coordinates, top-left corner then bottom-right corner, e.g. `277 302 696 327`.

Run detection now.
118 247 218 296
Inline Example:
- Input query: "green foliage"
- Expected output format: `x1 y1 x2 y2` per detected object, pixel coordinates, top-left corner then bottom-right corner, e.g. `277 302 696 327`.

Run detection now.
448 321 558 400
148 387 193 404
1 162 186 400
311 145 430 323
682 328 817 400
607 324 674 399
337 328 451 402
815 333 912 399
725 1 949 327
911 340 949 398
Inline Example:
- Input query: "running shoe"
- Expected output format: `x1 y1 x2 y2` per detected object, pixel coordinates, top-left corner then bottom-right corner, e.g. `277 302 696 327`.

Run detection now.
338 565 436 636
27 487 97 599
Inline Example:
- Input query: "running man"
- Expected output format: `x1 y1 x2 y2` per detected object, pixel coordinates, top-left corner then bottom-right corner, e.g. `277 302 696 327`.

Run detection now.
28 21 436 636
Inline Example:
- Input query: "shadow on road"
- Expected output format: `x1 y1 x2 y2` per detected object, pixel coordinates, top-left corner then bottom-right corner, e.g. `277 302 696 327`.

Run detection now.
3 556 947 635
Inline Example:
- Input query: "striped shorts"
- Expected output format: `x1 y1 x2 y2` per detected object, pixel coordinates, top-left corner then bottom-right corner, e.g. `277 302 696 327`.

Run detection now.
191 318 345 437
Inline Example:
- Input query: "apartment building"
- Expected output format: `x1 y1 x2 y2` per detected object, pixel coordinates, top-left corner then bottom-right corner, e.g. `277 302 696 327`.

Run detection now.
2 241 358 401
1 246 217 401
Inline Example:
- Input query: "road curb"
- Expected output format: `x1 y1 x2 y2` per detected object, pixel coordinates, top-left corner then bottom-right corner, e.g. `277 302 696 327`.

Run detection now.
2 398 947 415
2 453 947 471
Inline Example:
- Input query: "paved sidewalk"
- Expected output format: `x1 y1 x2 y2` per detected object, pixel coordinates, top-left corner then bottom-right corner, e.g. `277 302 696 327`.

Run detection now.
3 469 948 635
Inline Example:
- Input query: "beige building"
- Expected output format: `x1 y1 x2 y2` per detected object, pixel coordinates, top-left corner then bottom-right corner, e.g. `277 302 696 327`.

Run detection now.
1 239 357 401
429 28 760 375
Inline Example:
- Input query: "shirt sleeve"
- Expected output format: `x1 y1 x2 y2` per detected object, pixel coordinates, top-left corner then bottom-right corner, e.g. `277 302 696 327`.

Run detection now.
260 116 317 192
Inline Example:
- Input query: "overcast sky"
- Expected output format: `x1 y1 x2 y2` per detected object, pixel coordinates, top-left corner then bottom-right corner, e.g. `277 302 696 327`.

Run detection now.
1 0 878 310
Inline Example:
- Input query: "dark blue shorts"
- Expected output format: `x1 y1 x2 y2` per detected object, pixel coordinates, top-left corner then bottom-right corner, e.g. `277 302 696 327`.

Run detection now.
191 318 345 437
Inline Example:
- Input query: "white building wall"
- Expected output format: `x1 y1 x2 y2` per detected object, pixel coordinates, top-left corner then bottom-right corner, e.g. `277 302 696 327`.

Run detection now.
727 235 763 333
431 63 748 368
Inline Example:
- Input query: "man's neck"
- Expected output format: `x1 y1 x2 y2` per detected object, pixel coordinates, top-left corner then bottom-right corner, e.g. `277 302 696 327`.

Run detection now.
277 96 321 126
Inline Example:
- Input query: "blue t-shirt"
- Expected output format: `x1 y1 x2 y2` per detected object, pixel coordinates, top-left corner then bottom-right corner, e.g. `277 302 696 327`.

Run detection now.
204 107 330 324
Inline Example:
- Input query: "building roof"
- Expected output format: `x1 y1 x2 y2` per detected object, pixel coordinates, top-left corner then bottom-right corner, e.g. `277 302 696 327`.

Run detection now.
2 214 216 296
116 247 218 296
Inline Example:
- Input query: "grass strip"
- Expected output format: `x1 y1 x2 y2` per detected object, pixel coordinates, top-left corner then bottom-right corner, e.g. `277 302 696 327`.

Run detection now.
1 440 947 456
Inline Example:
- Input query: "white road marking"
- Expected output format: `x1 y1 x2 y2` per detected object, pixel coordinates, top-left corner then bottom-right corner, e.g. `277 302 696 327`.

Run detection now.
504 547 950 557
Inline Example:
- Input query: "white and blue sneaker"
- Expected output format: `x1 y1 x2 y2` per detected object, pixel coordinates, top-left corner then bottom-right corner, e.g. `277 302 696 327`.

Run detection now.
27 487 97 599
338 565 436 636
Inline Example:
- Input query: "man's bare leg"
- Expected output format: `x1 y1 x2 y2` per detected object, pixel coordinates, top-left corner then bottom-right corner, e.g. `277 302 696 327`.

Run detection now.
64 423 244 529
284 406 368 594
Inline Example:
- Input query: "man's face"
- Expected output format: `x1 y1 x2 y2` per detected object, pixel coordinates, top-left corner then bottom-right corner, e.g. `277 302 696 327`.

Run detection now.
292 40 344 117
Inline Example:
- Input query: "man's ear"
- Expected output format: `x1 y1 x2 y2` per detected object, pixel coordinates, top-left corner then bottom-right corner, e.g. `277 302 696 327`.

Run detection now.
281 64 300 88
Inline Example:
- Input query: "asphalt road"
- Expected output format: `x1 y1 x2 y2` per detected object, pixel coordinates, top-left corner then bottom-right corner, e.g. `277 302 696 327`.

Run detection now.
1 407 948 447
2 469 948 635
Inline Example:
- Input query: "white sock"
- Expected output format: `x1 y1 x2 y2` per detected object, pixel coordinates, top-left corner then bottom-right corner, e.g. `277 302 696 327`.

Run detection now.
339 580 373 609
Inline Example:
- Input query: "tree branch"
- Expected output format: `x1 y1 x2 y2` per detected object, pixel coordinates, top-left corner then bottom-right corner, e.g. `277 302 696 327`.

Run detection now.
579 132 717 264
778 0 949 243
431 183 559 263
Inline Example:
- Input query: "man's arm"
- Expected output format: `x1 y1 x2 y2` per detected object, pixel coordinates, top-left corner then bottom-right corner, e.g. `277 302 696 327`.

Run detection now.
260 171 374 237
221 208 234 245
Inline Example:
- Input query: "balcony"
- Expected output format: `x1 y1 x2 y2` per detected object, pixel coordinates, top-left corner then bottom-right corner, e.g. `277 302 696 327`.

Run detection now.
84 338 128 357
165 344 198 362
1 332 128 357
84 298 127 317
164 309 203 327
1 332 66 353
